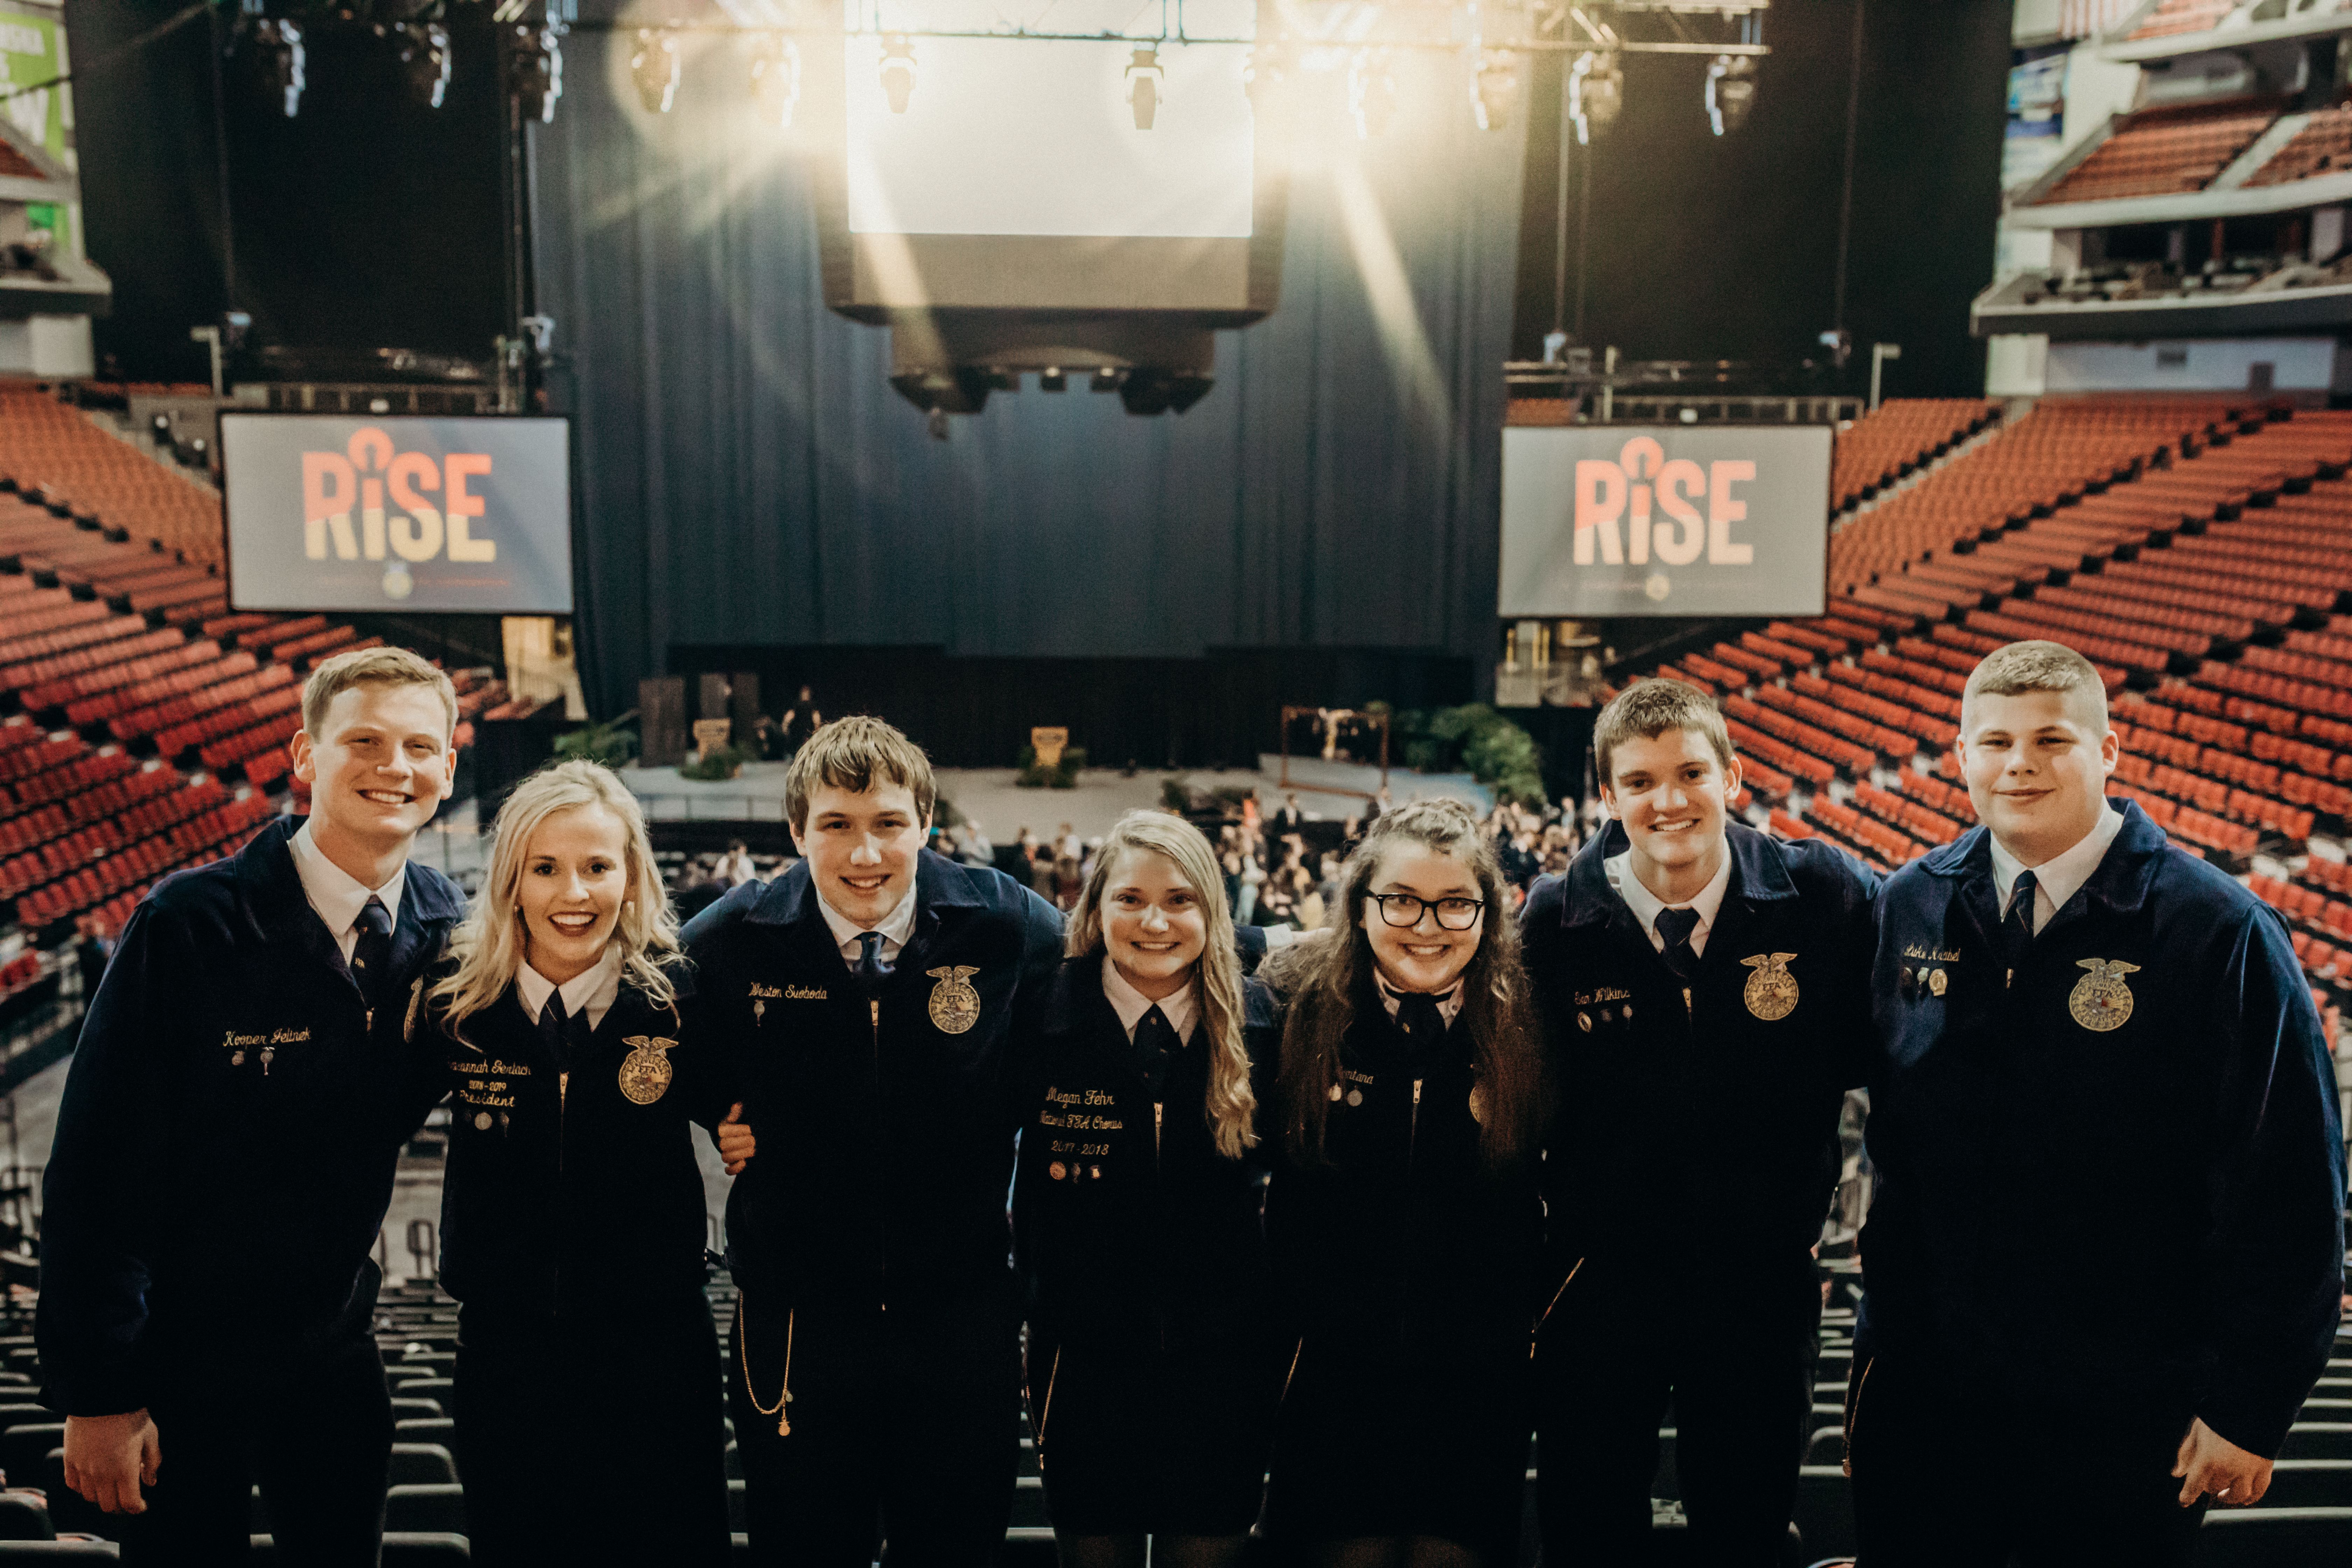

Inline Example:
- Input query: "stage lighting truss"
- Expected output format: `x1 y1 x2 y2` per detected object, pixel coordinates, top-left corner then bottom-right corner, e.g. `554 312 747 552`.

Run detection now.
633 27 682 113
879 33 916 113
391 20 453 111
1125 44 1165 130
751 33 802 128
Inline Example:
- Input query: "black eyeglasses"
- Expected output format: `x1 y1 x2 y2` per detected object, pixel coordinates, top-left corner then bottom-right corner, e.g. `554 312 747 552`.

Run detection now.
1367 892 1486 931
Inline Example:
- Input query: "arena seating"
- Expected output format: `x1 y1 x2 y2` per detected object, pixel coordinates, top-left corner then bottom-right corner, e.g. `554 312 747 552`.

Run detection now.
1829 399 2002 515
2127 0 2237 41
0 387 493 948
1613 400 2352 1004
2035 97 2283 205
2249 104 2352 186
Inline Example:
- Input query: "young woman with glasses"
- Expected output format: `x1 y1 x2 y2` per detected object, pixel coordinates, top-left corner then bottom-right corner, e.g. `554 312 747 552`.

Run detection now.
1257 798 1547 1568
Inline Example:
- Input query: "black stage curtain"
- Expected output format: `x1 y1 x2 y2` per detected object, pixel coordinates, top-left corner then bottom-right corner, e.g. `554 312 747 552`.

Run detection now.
532 37 1527 724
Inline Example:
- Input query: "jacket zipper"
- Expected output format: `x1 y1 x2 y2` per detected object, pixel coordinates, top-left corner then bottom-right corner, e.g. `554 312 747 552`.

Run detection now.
1532 1256 1585 1359
1032 1347 1063 1473
1153 1101 1163 1163
871 997 887 1312
555 1068 569 1311
1408 1078 1423 1162
1681 986 1693 1018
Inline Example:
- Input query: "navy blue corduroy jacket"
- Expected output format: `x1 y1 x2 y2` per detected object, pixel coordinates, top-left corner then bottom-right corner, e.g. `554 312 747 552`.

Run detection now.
37 818 464 1415
683 850 1064 1310
1521 819 1879 1286
1861 800 2346 1457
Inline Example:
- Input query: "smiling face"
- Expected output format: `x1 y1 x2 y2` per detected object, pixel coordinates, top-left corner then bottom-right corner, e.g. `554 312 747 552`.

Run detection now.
792 782 927 926
1957 687 2118 866
517 803 630 985
1359 843 1485 995
1600 726 1739 898
1099 846 1208 1002
289 681 456 858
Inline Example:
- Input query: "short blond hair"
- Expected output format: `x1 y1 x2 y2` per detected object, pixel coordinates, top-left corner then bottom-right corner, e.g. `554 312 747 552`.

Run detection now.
1961 640 2108 732
302 645 458 742
783 715 936 832
1593 678 1734 786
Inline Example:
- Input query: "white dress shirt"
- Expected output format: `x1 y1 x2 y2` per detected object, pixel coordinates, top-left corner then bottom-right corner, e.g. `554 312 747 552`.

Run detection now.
1100 955 1199 1042
514 944 623 1032
1605 846 1732 957
289 819 407 962
1376 972 1464 1026
1989 806 2125 936
816 883 918 967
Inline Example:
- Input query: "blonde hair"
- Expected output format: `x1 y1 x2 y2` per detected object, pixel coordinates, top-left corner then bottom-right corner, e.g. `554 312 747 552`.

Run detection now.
1961 639 2109 732
783 716 936 833
1592 677 1734 787
1068 810 1257 1159
302 645 458 742
431 759 680 1040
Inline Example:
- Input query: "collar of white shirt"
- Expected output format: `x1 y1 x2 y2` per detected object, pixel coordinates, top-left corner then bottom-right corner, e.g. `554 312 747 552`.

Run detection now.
1604 844 1732 957
1100 954 1199 1043
1376 972 1464 1026
816 881 919 965
515 944 623 1033
1100 950 1204 1048
289 818 407 960
1989 805 2124 936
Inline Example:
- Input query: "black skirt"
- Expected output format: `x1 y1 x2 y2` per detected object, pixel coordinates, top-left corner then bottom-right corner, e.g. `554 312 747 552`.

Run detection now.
1262 1325 1532 1560
1029 1329 1287 1537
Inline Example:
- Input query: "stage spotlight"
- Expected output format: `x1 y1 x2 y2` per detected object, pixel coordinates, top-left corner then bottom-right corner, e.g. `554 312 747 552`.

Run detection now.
1471 49 1517 132
1348 49 1396 138
1706 54 1756 136
1090 366 1126 393
507 22 564 125
880 33 916 114
1126 46 1164 130
1567 49 1621 145
248 18 305 119
1040 366 1068 391
751 33 800 128
393 21 452 111
632 28 681 114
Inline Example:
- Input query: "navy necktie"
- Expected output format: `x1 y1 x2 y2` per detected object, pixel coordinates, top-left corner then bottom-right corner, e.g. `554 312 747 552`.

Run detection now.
2004 869 2038 973
352 895 393 1015
538 990 592 1074
854 930 893 988
1134 1004 1178 1100
1654 906 1702 985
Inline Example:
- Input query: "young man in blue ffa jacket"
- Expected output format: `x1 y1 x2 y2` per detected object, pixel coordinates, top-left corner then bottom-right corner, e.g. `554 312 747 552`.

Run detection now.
38 646 467 1564
1853 640 2346 1566
1520 678 1878 1566
683 717 1064 1567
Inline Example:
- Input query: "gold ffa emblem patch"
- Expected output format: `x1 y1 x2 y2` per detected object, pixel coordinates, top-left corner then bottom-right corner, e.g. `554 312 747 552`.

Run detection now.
927 966 981 1035
2069 959 2139 1032
618 1035 677 1104
1740 953 1800 1021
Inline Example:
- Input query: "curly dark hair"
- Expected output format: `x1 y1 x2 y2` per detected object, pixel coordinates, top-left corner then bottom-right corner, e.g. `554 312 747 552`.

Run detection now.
1268 797 1545 1172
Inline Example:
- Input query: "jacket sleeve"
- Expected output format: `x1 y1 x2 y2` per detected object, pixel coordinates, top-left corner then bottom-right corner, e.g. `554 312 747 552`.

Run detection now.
35 900 190 1416
1002 884 1069 1114
2194 903 2347 1458
1829 851 1883 1093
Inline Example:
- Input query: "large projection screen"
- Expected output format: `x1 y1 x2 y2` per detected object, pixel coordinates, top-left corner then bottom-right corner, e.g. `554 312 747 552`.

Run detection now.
221 414 573 614
1500 426 1832 618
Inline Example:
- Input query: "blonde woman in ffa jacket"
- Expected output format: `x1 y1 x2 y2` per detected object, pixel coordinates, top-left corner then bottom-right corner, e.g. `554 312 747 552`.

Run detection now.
1260 798 1547 1568
1014 810 1284 1568
414 760 755 1567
